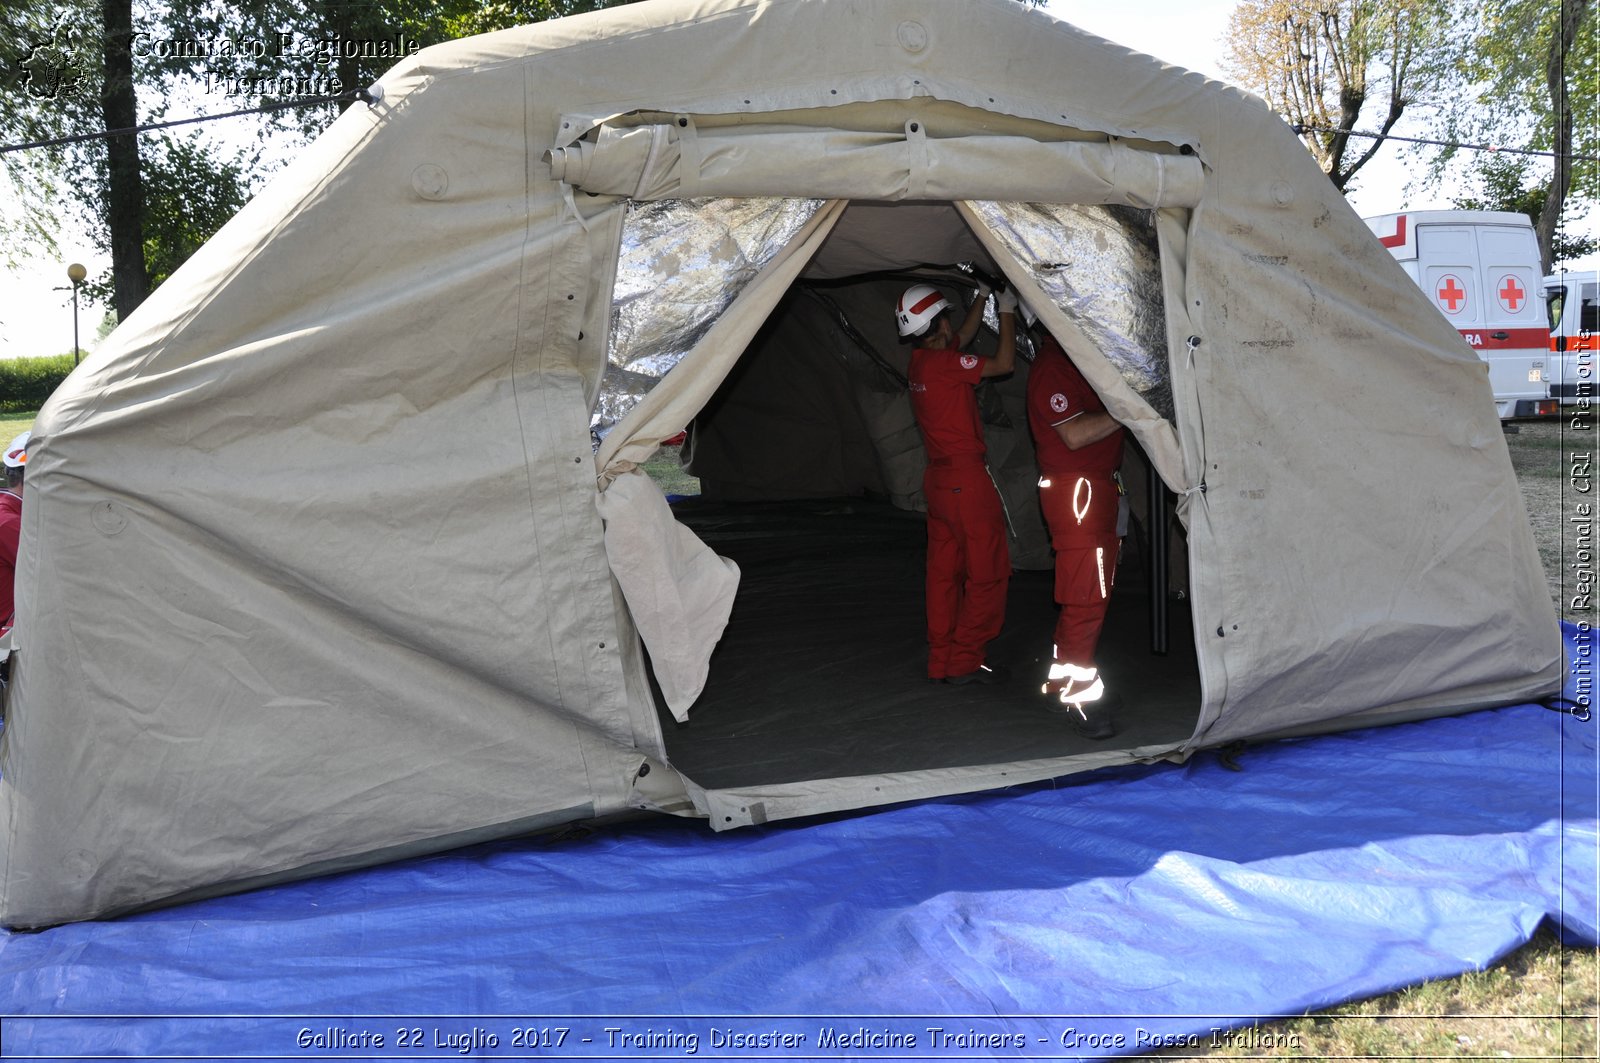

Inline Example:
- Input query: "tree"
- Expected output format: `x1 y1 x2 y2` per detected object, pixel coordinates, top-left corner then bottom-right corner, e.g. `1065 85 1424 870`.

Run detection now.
1 1 101 268
3 1 641 324
1451 153 1597 264
75 132 257 306
159 1 644 140
1442 0 1596 272
99 0 146 316
1222 0 1459 192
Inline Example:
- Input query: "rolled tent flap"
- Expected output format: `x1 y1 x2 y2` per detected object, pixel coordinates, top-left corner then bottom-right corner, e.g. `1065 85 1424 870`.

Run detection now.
549 120 1204 207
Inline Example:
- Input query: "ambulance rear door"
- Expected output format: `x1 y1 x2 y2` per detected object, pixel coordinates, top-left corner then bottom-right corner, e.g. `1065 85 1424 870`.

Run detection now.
1415 219 1550 417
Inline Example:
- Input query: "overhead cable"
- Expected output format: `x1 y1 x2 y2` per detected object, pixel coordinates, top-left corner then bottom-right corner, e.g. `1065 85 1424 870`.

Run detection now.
0 86 382 155
1291 123 1600 163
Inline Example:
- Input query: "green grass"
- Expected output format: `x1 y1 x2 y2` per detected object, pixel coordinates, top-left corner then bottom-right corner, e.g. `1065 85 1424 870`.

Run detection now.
1505 418 1593 480
1142 926 1597 1059
0 412 36 442
641 444 700 497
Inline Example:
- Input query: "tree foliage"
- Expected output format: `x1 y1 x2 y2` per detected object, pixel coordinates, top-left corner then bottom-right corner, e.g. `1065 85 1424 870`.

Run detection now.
1441 0 1595 271
74 132 257 305
1452 153 1598 263
2 1 641 323
0 1 102 267
1221 0 1459 191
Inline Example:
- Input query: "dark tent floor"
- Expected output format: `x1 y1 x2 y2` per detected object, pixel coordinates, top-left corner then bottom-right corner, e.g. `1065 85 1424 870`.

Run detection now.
2 612 1592 1059
656 497 1201 788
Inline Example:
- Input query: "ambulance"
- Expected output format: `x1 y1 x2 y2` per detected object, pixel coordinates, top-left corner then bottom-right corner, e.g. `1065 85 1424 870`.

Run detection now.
1364 210 1557 418
1543 270 1597 406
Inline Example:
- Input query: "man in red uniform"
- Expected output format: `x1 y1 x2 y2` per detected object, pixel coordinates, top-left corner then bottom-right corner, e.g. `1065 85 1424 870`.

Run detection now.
0 431 27 636
896 282 1017 684
1025 317 1125 737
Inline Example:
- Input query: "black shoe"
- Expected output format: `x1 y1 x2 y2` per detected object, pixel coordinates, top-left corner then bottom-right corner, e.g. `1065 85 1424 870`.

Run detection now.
945 663 1010 686
1068 691 1120 739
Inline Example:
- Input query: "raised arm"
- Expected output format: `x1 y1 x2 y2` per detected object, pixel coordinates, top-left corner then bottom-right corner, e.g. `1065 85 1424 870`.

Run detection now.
980 287 1017 378
956 285 989 349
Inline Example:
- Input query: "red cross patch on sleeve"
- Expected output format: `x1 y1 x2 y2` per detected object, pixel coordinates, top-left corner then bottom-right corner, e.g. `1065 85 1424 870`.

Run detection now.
959 354 979 370
1050 392 1069 413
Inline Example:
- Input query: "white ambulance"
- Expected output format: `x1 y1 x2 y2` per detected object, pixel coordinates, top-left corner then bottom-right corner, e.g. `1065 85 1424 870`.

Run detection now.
1364 210 1557 418
1542 270 1597 406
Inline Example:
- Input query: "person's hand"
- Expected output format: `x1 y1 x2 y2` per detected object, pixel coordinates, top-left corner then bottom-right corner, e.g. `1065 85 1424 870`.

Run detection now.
996 288 1019 314
974 281 992 303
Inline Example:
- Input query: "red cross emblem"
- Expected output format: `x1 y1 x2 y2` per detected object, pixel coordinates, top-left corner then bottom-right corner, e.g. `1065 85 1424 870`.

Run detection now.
1436 275 1467 315
1497 275 1526 313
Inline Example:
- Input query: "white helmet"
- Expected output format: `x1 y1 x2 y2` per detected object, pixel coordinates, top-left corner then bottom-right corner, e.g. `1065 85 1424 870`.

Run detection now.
3 431 29 469
895 284 949 338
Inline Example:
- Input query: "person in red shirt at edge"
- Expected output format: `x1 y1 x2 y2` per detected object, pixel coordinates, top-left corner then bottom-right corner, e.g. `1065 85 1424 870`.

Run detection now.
1023 309 1126 739
0 431 27 640
896 280 1017 685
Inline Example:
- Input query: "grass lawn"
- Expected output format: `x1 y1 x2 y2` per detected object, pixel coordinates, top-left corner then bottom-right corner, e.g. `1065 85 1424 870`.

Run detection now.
0 412 36 444
1144 926 1596 1059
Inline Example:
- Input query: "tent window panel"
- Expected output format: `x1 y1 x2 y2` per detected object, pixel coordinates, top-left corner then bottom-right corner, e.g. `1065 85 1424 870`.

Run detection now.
970 201 1174 421
596 197 825 432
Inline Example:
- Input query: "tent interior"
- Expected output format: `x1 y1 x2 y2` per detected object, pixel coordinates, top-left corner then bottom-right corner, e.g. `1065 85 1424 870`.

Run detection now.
615 199 1206 790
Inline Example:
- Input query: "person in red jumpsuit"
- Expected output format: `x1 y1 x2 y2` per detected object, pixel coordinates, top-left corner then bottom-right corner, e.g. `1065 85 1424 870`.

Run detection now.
0 431 27 636
1024 316 1125 737
896 281 1017 684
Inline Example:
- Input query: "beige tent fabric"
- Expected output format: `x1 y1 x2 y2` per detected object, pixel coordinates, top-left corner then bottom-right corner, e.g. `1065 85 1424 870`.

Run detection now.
595 471 739 720
0 0 1563 927
551 121 1205 207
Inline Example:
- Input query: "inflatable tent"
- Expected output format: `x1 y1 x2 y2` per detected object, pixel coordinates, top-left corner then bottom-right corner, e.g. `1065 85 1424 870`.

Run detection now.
0 0 1562 928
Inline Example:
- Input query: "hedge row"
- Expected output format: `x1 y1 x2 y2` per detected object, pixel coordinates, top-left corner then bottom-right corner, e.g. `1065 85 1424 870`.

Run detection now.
0 355 76 413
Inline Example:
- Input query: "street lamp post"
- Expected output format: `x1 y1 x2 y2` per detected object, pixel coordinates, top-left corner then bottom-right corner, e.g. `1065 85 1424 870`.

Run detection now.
66 263 86 367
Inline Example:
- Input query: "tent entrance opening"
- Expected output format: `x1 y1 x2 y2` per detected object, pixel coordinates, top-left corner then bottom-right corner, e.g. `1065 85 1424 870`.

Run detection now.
625 200 1202 789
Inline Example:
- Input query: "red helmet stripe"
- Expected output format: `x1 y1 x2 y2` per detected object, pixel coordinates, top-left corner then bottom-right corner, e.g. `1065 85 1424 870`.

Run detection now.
907 291 944 316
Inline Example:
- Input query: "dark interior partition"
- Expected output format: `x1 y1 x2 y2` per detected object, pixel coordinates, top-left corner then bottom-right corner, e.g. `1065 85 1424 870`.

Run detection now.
653 498 1200 790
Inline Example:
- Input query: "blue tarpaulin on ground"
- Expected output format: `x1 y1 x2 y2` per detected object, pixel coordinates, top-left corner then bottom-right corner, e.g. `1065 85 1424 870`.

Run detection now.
0 623 1593 1061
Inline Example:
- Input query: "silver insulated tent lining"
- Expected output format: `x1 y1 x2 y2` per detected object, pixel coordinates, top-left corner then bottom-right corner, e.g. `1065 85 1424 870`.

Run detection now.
597 198 824 431
970 201 1173 420
598 198 1172 434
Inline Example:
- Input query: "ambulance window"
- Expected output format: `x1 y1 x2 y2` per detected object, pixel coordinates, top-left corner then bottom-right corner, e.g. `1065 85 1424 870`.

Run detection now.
1582 301 1598 333
1548 291 1566 330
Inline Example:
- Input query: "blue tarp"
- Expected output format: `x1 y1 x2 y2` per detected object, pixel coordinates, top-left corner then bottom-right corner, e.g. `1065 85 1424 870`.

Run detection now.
1 623 1593 1061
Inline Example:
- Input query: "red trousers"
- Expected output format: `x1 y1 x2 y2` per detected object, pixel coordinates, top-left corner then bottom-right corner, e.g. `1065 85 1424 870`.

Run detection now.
1039 471 1119 667
923 461 1010 678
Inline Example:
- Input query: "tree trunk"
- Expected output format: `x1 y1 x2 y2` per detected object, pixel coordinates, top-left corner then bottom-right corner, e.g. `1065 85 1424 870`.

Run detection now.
100 0 147 319
1537 0 1590 273
323 0 362 113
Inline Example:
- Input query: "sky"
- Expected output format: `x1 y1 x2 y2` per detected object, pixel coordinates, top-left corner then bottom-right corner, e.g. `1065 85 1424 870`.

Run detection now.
0 0 1585 358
